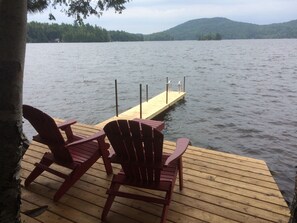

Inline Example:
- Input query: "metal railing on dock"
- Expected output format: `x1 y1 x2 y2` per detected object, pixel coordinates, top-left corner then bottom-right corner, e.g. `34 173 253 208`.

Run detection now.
113 77 186 120
96 78 186 129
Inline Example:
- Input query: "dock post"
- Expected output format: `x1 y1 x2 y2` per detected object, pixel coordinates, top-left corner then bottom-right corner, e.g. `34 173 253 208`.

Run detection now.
140 84 142 119
146 84 148 102
166 77 169 92
183 76 186 92
166 82 169 104
115 79 119 117
178 81 181 93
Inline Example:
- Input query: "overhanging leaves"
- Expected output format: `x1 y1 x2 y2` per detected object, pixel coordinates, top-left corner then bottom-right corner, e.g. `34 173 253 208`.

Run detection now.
27 0 130 24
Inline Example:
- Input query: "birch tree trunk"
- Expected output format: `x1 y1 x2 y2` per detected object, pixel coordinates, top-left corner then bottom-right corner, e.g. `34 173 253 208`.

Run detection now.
289 174 297 223
0 0 27 222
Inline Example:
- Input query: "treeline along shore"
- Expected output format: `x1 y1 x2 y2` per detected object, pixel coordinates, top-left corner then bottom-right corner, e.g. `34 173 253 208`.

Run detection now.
27 17 297 43
27 22 144 42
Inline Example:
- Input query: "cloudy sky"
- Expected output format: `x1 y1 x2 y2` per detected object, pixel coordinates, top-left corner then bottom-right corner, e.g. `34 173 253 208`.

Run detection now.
27 0 297 34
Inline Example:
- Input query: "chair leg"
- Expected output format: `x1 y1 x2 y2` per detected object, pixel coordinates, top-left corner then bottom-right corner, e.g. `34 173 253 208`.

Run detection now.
98 140 113 175
54 152 104 201
160 188 172 223
178 157 183 190
101 182 120 221
53 165 87 202
160 204 169 223
101 152 113 175
53 181 73 202
25 154 53 187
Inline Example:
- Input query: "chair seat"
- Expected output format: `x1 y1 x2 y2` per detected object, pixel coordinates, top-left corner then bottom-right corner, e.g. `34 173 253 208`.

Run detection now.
68 140 101 163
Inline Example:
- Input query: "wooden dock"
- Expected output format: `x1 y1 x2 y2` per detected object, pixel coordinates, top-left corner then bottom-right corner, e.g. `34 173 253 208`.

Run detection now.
95 91 186 129
21 121 290 223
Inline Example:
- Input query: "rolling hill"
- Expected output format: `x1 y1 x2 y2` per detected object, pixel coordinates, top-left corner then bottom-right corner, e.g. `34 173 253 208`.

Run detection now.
27 17 297 42
145 17 297 40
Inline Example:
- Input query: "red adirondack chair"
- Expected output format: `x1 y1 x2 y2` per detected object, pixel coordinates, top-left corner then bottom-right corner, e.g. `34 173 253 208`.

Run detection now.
22 104 113 201
101 119 190 223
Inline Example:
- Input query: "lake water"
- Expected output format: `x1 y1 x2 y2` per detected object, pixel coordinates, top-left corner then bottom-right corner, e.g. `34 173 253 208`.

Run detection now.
24 39 297 204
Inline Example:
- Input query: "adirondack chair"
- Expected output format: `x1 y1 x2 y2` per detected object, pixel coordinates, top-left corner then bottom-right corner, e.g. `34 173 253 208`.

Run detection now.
101 119 190 223
22 104 113 201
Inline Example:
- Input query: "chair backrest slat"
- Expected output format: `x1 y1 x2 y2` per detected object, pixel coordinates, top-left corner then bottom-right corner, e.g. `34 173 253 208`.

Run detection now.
142 124 154 181
104 120 131 175
129 121 146 180
118 120 136 161
118 120 140 179
104 120 164 183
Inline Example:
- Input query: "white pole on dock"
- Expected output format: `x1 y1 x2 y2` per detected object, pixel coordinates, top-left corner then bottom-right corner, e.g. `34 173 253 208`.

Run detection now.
115 79 119 117
165 77 168 104
146 84 148 102
140 84 142 119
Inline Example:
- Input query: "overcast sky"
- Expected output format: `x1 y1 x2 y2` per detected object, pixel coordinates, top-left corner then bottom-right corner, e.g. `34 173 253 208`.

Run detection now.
27 0 297 34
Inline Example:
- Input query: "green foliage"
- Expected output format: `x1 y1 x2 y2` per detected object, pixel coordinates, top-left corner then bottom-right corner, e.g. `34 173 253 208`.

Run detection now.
27 22 143 42
27 22 108 42
146 17 297 40
27 0 130 25
27 0 48 13
109 31 143 41
144 32 173 41
62 23 110 42
198 33 222 40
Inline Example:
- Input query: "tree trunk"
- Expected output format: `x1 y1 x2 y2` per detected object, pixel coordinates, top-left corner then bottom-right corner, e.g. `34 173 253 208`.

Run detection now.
0 1 27 222
289 173 297 223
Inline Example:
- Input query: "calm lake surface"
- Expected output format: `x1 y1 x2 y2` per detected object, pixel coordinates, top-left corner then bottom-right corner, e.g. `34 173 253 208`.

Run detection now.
24 39 297 204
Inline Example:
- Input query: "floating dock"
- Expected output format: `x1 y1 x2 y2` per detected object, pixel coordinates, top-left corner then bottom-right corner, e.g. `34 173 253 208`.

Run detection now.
21 121 290 223
95 90 186 129
21 90 290 222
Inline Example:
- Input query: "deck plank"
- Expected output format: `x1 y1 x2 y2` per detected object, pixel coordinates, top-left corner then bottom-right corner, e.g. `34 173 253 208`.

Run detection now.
21 121 290 223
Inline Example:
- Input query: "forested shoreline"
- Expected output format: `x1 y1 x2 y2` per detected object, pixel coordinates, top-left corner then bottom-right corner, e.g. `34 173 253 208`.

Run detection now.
27 17 297 43
27 22 144 42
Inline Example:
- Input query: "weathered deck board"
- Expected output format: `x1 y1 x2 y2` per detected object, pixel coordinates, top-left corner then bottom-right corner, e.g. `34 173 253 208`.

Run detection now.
95 91 186 129
21 121 290 223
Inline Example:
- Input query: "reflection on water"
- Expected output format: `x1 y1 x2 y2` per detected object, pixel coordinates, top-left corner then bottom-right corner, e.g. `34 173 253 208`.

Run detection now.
24 39 297 204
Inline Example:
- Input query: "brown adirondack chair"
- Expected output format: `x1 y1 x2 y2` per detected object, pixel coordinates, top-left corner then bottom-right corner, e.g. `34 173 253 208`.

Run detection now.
101 119 190 223
22 104 113 201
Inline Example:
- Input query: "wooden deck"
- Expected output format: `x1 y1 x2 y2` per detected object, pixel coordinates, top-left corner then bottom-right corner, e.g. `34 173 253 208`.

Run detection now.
21 121 290 223
95 91 186 129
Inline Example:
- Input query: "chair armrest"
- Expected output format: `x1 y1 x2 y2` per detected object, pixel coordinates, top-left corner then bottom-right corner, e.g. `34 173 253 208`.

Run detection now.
164 138 190 166
57 119 76 142
133 118 165 131
57 119 77 129
65 131 106 148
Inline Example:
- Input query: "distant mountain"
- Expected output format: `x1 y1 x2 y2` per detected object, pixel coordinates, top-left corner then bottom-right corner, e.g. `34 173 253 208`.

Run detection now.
27 18 297 43
145 17 297 40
